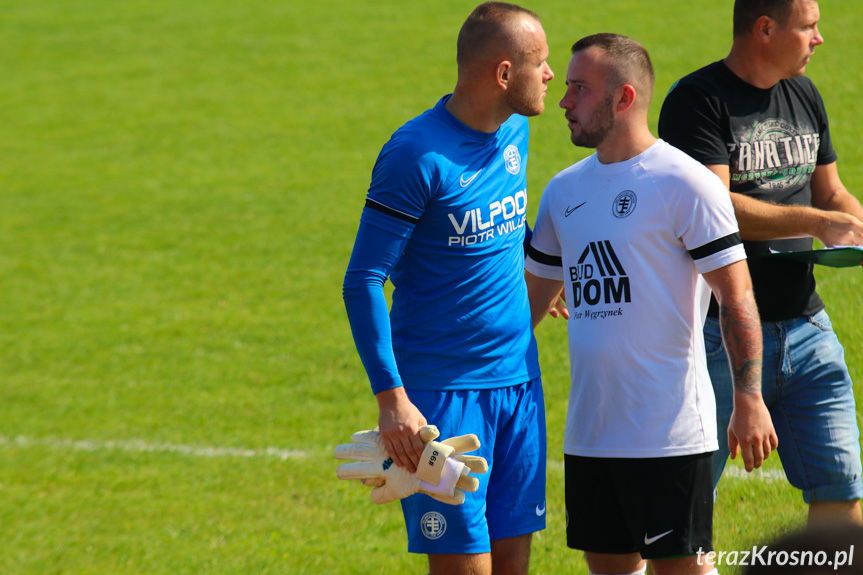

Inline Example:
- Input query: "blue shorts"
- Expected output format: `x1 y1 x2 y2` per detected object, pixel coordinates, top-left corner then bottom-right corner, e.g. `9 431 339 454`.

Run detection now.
400 377 546 554
706 310 863 503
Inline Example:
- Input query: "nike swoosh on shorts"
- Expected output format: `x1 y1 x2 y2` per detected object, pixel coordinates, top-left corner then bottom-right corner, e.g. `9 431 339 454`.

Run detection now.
644 529 674 545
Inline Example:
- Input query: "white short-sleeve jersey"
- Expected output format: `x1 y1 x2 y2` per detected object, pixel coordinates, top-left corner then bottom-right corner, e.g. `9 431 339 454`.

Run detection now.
526 140 745 458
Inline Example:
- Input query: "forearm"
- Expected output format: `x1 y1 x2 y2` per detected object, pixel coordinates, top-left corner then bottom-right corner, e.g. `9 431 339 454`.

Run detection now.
525 272 564 328
705 261 776 468
343 216 411 395
730 192 822 241
702 166 808 241
811 163 863 222
343 272 403 394
731 192 863 245
816 188 863 222
704 261 763 395
718 295 763 396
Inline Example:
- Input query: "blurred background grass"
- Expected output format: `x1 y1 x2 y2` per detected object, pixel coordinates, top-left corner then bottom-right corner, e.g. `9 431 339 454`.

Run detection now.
0 0 859 572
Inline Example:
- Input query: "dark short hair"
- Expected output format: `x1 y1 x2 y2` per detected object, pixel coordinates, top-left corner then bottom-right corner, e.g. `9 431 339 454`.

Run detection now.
457 2 541 67
571 33 655 98
733 0 796 37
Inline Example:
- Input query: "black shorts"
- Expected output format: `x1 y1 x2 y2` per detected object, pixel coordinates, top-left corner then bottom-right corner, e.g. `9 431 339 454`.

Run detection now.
565 452 714 559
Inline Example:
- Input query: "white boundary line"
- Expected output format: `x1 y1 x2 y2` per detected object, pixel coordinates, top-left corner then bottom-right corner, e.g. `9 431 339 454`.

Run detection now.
0 434 309 461
721 464 786 482
0 435 789 480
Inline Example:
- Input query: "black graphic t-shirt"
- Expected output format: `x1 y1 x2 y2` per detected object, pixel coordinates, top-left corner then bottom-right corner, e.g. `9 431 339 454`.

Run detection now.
659 60 836 321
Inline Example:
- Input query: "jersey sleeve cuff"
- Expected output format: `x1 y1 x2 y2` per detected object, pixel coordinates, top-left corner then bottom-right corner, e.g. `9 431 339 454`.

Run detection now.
694 244 747 275
370 379 404 396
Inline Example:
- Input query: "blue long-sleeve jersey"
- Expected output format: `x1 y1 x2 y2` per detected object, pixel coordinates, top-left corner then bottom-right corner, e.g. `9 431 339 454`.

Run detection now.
343 95 540 395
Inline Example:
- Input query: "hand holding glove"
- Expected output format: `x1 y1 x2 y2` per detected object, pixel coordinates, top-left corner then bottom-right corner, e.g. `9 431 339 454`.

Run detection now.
334 425 488 505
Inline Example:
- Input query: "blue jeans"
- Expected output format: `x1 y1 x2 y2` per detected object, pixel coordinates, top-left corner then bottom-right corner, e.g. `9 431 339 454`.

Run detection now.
706 309 863 503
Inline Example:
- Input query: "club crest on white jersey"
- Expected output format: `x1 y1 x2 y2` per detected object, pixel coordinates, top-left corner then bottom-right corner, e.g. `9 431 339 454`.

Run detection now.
612 190 637 218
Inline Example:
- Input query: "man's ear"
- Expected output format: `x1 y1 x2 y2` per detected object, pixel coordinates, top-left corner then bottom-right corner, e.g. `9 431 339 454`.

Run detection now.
615 84 638 113
756 15 774 42
496 60 513 90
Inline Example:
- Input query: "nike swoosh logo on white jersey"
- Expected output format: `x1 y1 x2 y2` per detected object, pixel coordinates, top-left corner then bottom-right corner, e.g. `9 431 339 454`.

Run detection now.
644 529 674 545
459 170 482 188
565 202 586 217
535 501 546 516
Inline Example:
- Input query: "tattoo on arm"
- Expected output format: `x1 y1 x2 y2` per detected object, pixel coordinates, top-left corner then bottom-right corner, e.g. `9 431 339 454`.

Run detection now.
719 298 763 395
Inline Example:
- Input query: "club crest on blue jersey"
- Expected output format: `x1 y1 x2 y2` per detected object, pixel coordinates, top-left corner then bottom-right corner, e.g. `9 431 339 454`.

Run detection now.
504 145 521 175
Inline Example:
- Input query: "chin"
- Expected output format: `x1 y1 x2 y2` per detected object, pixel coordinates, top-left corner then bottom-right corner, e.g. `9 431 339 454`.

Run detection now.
519 105 544 118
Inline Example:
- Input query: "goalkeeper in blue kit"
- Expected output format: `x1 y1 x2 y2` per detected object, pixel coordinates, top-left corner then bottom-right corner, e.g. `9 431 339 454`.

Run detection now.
337 2 556 574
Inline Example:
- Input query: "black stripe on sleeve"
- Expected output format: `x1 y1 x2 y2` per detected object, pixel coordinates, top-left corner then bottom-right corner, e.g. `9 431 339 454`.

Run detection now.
365 198 420 224
528 244 563 267
688 232 742 261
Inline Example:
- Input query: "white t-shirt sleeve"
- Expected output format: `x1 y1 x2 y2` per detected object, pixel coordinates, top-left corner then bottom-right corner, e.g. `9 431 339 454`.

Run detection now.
665 159 746 275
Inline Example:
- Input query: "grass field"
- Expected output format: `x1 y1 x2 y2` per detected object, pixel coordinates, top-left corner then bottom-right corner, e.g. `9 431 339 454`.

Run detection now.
1 0 862 573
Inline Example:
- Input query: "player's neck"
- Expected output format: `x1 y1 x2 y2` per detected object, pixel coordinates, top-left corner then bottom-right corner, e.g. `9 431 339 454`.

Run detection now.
724 44 782 90
446 89 508 134
595 124 657 165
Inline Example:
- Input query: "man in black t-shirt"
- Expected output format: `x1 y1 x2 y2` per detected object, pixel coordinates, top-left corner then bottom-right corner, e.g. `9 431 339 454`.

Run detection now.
659 0 863 524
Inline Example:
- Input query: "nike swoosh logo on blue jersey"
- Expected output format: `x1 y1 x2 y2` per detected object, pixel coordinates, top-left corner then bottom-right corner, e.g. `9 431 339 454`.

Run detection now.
459 170 483 188
565 202 586 217
535 501 546 516
644 529 674 545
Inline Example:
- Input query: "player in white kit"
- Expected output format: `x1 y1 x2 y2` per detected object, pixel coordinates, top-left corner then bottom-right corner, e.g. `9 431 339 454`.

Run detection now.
526 33 777 575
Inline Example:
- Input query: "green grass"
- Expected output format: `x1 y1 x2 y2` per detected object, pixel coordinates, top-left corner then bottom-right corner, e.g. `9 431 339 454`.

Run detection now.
0 0 861 572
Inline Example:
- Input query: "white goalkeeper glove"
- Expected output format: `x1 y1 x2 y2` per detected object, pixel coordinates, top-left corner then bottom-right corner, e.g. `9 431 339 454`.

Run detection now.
334 425 488 505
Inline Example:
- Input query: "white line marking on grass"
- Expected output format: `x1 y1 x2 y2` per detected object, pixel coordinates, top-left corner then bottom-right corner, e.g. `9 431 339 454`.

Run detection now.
722 465 786 482
0 434 308 461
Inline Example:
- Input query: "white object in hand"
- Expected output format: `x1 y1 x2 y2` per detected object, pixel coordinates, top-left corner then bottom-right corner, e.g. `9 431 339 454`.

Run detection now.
334 425 488 505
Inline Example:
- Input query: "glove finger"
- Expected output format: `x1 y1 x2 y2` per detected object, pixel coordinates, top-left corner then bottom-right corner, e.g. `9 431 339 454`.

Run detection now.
424 440 455 459
350 429 382 445
440 434 480 455
336 461 381 481
334 443 382 461
455 474 479 493
419 425 440 443
371 484 398 505
428 491 466 505
453 454 488 474
360 477 386 487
